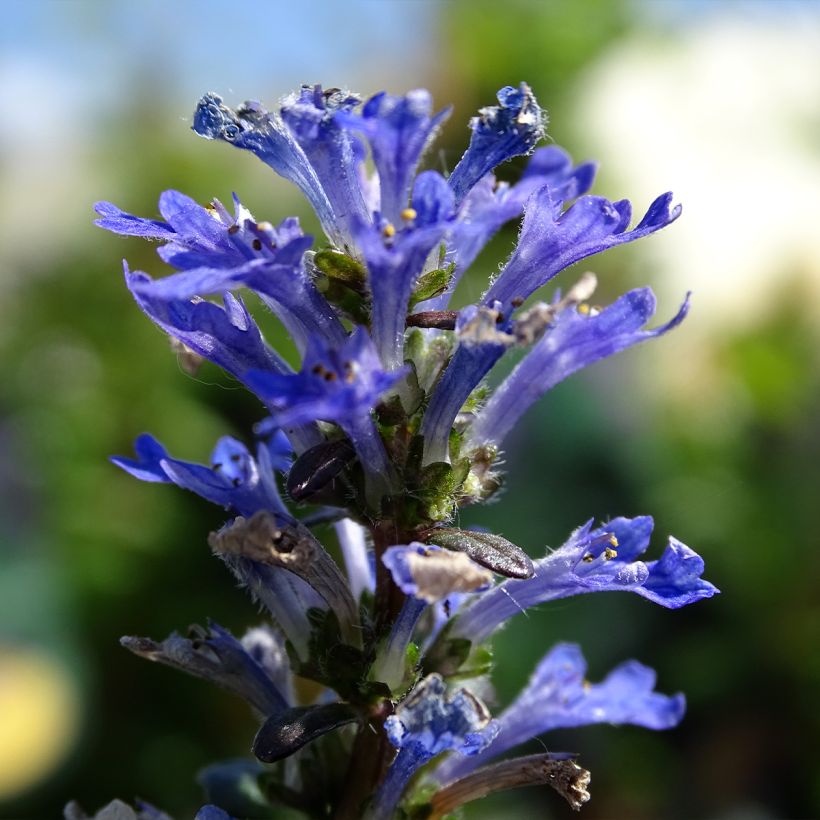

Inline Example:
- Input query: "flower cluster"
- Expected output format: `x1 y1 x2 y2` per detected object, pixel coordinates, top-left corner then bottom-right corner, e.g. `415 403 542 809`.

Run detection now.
77 82 717 819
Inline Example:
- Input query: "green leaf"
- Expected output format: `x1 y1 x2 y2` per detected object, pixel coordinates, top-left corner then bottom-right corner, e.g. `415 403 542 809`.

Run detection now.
314 249 367 293
409 263 455 308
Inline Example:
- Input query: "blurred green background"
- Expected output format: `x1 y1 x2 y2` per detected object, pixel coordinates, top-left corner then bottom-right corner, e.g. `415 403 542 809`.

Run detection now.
2 1 819 817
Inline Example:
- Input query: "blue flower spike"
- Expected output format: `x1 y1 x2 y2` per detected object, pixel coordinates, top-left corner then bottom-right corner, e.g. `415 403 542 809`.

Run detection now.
367 674 498 820
95 80 717 818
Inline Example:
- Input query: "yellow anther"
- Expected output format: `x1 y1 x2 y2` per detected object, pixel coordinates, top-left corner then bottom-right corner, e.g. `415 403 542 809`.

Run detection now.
577 303 590 315
603 546 618 560
400 207 417 221
582 553 595 563
382 223 396 238
257 221 273 232
609 535 619 548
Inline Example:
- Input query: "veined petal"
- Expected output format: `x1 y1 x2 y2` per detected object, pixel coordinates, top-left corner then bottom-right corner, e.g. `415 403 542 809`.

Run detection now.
447 83 546 205
368 674 497 820
192 93 344 246
111 434 288 517
451 516 718 644
94 200 176 240
281 85 369 247
120 621 289 717
125 265 290 382
484 188 681 315
355 171 454 369
131 257 346 353
424 147 596 311
419 305 510 465
246 328 402 431
338 89 451 223
97 191 311 272
435 643 685 783
467 288 690 448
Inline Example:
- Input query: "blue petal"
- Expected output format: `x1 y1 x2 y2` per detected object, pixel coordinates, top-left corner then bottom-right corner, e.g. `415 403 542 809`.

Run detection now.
112 434 287 517
467 289 690 448
338 89 451 223
451 516 718 644
447 83 546 204
94 201 176 240
122 622 288 718
435 643 685 783
130 257 345 353
110 433 171 483
385 674 497 758
281 85 369 246
355 170 454 369
484 188 681 315
423 146 596 312
246 328 402 430
640 537 720 608
125 265 290 384
192 94 344 247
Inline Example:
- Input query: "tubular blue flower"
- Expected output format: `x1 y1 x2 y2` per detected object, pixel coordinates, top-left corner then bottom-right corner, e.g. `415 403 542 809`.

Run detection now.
111 433 289 517
280 85 370 247
419 304 511 464
99 80 716 819
192 94 344 247
467 288 690 449
435 642 685 784
120 621 289 718
354 171 455 369
130 256 346 354
95 191 311 270
422 189 679 466
484 187 682 316
447 83 546 205
124 264 290 380
337 89 451 224
367 674 498 820
99 192 345 353
369 595 426 691
424 146 596 312
451 516 719 645
246 328 403 502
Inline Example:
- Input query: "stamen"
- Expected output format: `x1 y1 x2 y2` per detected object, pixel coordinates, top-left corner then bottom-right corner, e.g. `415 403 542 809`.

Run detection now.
252 238 263 251
400 207 417 221
227 224 240 235
382 223 396 238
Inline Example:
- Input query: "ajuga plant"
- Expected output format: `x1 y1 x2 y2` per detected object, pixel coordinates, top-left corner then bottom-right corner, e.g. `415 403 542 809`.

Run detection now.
75 83 718 820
